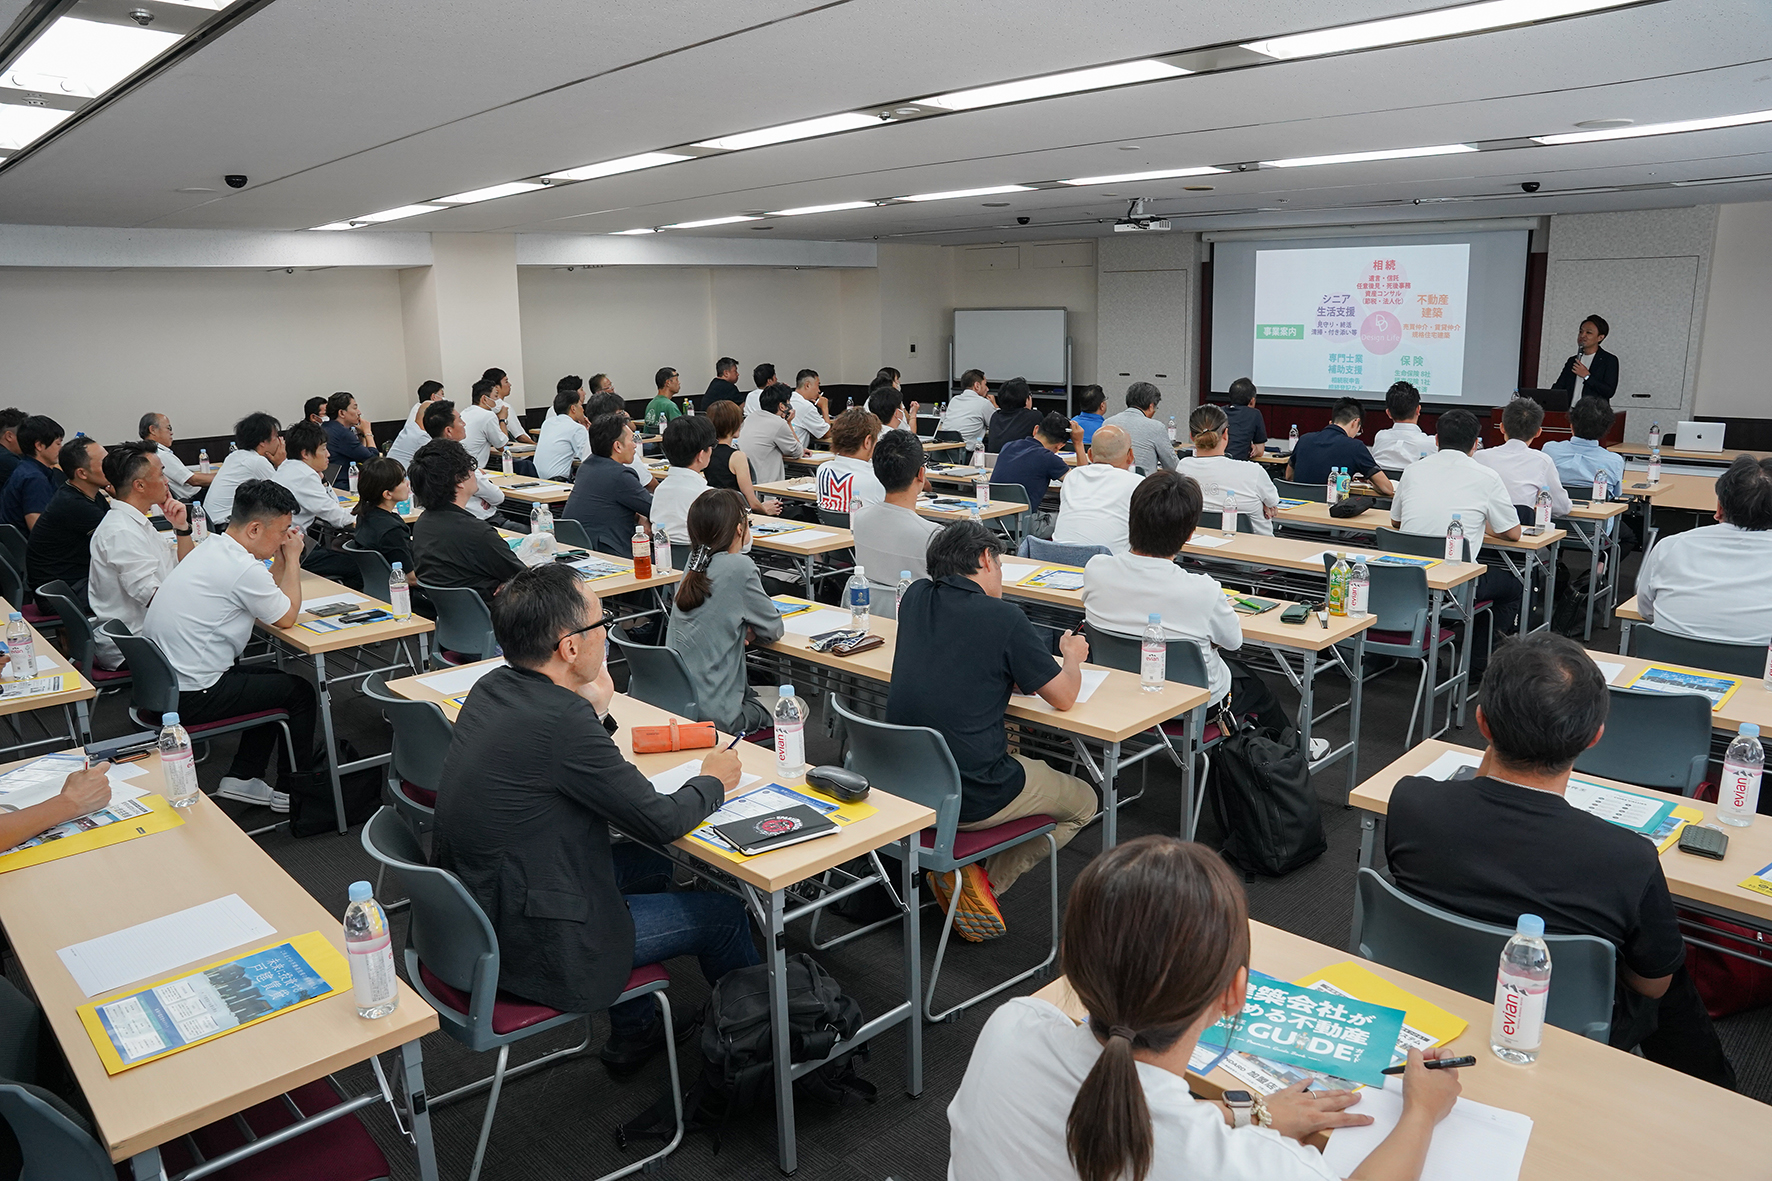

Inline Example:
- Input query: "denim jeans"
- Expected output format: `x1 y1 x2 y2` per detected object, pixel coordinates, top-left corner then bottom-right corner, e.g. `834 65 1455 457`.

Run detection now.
607 843 760 1036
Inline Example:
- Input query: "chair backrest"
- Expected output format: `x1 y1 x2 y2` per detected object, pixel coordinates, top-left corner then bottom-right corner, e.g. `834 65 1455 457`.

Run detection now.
1376 525 1472 564
32 581 95 673
550 516 592 551
1275 479 1326 503
416 581 497 661
1016 535 1109 565
610 627 702 719
341 541 395 593
0 1084 114 1181
1574 686 1712 794
1356 868 1614 1042
0 550 25 609
670 542 690 570
322 461 344 487
1633 627 1766 680
1320 554 1429 642
362 673 454 795
988 482 1031 509
0 524 26 576
98 620 180 715
360 808 504 1045
1087 627 1211 689
815 507 851 529
1197 510 1256 534
828 695 966 862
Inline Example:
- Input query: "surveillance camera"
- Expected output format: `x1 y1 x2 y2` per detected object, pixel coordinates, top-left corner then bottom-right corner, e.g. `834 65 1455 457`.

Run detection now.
1016 216 1031 225
224 175 248 189
1520 181 1541 193
285 268 294 275
127 8 154 25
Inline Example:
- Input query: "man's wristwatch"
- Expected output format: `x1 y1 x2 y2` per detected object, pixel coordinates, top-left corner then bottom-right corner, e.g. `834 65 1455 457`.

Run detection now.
173 526 193 536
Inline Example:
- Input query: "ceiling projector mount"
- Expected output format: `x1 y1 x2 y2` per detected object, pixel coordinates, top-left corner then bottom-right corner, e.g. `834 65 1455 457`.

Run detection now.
1114 197 1171 232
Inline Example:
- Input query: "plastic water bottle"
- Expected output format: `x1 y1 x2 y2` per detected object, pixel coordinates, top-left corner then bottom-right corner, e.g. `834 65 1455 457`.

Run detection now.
1648 445 1662 485
1718 723 1764 827
1649 421 1662 450
157 712 199 807
1140 613 1166 692
347 462 359 494
896 570 914 614
190 503 209 542
1326 466 1340 505
344 881 399 1019
198 448 210 473
845 565 871 633
395 494 412 516
1764 638 1772 694
1444 517 1466 562
773 685 807 782
5 613 33 681
1166 415 1177 443
631 524 652 579
1288 423 1299 452
227 440 237 455
1533 488 1552 535
1221 490 1239 538
1491 914 1550 1065
974 471 991 507
1327 553 1350 616
1591 469 1607 501
651 523 669 572
535 501 555 536
1349 555 1370 617
1337 467 1351 500
388 562 411 619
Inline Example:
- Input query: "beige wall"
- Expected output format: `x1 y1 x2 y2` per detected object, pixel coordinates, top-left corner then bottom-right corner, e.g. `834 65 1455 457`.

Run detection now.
950 241 1098 387
1694 201 1772 419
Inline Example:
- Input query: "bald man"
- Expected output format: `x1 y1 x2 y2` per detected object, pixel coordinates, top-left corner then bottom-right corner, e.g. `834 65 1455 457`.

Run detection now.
1051 425 1144 553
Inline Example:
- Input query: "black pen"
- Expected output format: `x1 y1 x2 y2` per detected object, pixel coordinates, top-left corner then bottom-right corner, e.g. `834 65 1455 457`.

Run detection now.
1380 1055 1475 1075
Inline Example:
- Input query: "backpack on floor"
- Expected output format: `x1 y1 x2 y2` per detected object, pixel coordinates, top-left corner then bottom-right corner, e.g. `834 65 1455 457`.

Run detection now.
286 738 382 837
1206 715 1326 879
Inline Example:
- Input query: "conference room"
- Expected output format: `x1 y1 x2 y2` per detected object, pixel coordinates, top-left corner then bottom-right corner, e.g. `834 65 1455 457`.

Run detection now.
0 1 1770 1179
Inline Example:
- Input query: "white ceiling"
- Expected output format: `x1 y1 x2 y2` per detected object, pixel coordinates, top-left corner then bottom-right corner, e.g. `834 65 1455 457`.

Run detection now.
0 0 1769 242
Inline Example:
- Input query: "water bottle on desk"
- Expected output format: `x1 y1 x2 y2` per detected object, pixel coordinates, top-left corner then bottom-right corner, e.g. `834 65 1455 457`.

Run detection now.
1337 467 1351 500
1349 556 1370 617
1649 421 1662 450
1326 467 1340 505
1491 914 1550 1064
651 523 669 572
1327 553 1350 617
896 570 914 614
845 565 871 633
1647 445 1662 486
1532 488 1552 535
1140 613 1166 692
1288 423 1299 452
347 462 359 494
774 685 807 782
5 613 33 681
158 712 199 808
388 562 411 620
1221 491 1239 538
344 882 399 1019
1591 469 1607 502
1166 415 1177 443
198 448 210 474
631 525 653 579
190 503 209 542
227 441 237 455
1444 517 1466 562
1718 724 1764 827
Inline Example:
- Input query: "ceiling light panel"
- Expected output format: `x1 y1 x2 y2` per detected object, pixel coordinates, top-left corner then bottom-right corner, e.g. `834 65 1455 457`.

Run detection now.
8 17 181 99
662 215 761 229
610 228 657 235
767 201 877 216
353 204 445 223
1262 143 1478 167
436 181 546 204
1533 108 1772 144
921 59 1189 111
693 112 879 152
543 152 692 182
1242 0 1637 60
1060 165 1225 186
900 185 1034 202
0 105 71 152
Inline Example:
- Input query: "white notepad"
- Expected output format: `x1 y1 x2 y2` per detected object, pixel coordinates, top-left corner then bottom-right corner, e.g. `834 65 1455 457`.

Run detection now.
782 609 858 637
648 759 763 797
1321 1078 1532 1181
417 658 506 695
1013 667 1110 708
57 895 277 998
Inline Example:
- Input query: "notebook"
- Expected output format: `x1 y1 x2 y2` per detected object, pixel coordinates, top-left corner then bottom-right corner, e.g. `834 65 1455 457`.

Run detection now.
709 804 839 855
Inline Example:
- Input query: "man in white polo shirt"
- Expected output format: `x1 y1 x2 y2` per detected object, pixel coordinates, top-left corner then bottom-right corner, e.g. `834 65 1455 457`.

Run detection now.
202 412 284 527
1051 425 1142 554
388 381 445 469
138 413 212 500
936 369 995 445
143 479 318 812
89 442 193 669
535 387 592 480
1637 454 1772 646
461 380 510 470
1476 397 1572 520
273 421 361 584
649 415 715 544
418 401 507 521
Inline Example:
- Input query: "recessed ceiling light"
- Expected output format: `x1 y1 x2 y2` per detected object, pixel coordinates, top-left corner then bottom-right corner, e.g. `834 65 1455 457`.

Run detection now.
921 59 1188 111
1118 144 1142 151
175 186 216 193
693 112 878 152
609 228 657 235
435 181 546 204
1261 143 1477 167
1184 185 1214 191
1242 0 1636 60
765 200 876 217
900 185 1034 202
0 105 70 152
981 202 1011 207
661 215 763 229
1533 108 1772 144
352 204 446 223
1574 118 1634 129
308 222 356 232
751 225 775 230
543 152 693 183
9 17 181 98
1060 165 1225 186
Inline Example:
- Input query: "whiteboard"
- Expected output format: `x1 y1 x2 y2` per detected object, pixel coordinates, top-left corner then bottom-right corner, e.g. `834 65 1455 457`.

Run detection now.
954 308 1068 385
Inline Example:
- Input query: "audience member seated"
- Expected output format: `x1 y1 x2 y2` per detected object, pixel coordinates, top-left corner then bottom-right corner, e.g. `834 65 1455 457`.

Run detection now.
410 439 524 605
273 421 361 584
0 408 25 489
650 415 716 544
486 367 532 443
1637 454 1772 646
303 396 327 425
1476 397 1572 519
563 413 655 556
1387 633 1737 1088
1286 397 1395 495
853 431 940 604
1543 394 1626 500
535 386 593 480
815 409 885 513
789 369 832 449
992 412 1078 524
140 412 212 498
985 378 1044 453
1370 381 1438 471
666 489 785 734
734 383 804 485
741 363 777 418
1389 408 1523 657
321 392 379 487
936 369 995 444
1084 470 1290 732
143 479 319 813
950 834 1462 1181
888 520 1096 940
867 386 918 437
351 458 415 587
540 374 584 425
0 757 116 850
1102 382 1179 475
1070 385 1106 447
460 380 509 470
701 356 744 412
0 415 65 533
90 442 193 669
1176 406 1280 536
644 367 684 434
585 388 656 491
433 562 757 1075
702 399 778 514
25 436 109 609
203 412 284 527
1052 425 1142 554
1222 377 1268 462
421 400 506 521
388 380 445 468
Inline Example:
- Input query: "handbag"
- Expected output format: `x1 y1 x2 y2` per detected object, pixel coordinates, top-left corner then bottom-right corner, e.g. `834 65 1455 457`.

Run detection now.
1329 496 1376 519
631 717 717 753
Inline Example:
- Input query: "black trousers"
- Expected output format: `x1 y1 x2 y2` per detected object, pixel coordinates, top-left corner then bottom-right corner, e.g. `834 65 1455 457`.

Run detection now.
1616 966 1737 1090
1469 567 1524 672
177 665 319 780
300 545 361 588
1225 657 1292 733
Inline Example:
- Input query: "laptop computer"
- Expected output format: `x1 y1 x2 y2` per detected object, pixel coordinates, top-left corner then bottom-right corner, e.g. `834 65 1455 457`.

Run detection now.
1676 420 1725 452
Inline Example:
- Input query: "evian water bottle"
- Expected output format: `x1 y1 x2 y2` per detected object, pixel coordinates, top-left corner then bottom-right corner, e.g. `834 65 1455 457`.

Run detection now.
1491 914 1550 1065
1140 613 1165 692
1717 723 1764 827
344 881 398 1019
774 685 807 782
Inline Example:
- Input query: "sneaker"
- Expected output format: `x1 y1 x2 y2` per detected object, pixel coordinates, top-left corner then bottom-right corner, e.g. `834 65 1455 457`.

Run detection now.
929 865 1007 943
268 790 290 814
1308 737 1330 763
216 777 276 807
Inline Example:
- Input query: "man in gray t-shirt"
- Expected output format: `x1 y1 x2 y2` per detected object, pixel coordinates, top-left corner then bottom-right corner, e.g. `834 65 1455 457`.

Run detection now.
852 431 941 616
1101 382 1178 474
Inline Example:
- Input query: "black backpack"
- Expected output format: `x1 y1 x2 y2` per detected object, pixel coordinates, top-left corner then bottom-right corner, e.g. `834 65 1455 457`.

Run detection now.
1206 716 1326 879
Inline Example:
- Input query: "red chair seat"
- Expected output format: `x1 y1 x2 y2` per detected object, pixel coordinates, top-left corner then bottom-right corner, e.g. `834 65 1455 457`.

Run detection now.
1162 718 1227 743
89 666 130 682
440 649 481 666
743 725 775 747
419 962 666 1034
1366 626 1456 651
20 604 54 626
142 707 289 732
398 779 437 808
132 1079 389 1181
922 813 1054 860
621 962 671 997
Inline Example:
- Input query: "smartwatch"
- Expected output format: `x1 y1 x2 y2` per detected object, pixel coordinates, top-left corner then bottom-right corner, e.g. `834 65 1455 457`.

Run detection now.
1222 1089 1255 1129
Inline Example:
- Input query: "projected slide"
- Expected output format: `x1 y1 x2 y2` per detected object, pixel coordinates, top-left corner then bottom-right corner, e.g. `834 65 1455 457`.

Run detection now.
1251 243 1472 398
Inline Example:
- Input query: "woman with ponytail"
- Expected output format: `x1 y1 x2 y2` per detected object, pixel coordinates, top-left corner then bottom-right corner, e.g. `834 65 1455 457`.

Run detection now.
948 836 1462 1181
665 488 783 735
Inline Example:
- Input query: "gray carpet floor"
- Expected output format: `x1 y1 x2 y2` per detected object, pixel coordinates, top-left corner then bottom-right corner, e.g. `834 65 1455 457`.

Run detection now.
39 532 1772 1181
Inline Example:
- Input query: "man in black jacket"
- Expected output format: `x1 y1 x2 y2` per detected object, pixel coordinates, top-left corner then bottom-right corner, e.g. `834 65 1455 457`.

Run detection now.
433 564 753 1074
701 356 744 411
1550 314 1619 403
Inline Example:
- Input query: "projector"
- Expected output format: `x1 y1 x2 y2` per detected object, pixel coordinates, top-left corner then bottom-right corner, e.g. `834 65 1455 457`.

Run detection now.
1114 218 1170 232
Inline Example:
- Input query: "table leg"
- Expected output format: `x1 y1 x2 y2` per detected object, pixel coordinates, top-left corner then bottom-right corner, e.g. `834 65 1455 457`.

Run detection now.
130 1147 168 1180
416 631 430 673
1358 812 1378 870
311 651 348 834
1512 549 1535 638
400 1037 440 1181
802 554 815 598
900 835 923 1098
1619 619 1633 657
1297 649 1316 762
1100 741 1121 851
1345 629 1365 792
767 887 798 1174
1539 548 1556 637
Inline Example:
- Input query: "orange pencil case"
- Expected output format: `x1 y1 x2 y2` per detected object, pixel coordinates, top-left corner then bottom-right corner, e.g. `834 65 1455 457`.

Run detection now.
631 718 718 753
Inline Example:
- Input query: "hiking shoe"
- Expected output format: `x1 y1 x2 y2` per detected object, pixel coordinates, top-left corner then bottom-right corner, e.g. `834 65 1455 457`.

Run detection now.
928 865 1006 943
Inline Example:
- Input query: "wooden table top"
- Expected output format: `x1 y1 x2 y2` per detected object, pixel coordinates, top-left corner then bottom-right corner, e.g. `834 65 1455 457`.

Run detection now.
1614 470 1717 514
1273 500 1570 548
0 599 94 718
1351 737 1772 927
382 674 934 894
748 514 856 556
483 472 574 503
1178 533 1487 593
1612 442 1768 463
0 751 437 1161
1582 649 1772 733
1616 594 1644 623
1032 920 1772 1180
755 478 1027 522
258 575 435 656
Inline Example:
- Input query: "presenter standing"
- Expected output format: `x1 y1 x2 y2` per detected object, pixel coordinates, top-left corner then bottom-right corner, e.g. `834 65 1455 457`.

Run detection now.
1551 314 1618 402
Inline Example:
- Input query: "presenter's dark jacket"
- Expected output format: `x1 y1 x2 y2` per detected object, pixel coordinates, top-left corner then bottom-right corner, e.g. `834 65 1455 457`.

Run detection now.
432 664 725 1014
1551 346 1619 402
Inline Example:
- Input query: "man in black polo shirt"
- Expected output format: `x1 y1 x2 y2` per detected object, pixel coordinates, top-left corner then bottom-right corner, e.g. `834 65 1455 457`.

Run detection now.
1286 397 1394 495
1223 377 1268 461
409 439 524 606
1386 633 1735 1087
25 436 110 610
886 520 1095 941
701 357 744 411
563 413 653 557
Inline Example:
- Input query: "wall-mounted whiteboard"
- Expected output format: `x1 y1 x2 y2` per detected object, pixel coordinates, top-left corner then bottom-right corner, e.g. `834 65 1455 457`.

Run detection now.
954 308 1068 385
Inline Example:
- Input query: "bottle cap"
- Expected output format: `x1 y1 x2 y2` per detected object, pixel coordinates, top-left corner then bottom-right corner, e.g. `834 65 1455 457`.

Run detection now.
1743 723 1761 739
854 565 865 577
392 562 403 572
900 570 912 579
7 612 18 621
778 684 796 697
163 711 179 725
348 881 373 903
1516 914 1545 937
1148 613 1161 624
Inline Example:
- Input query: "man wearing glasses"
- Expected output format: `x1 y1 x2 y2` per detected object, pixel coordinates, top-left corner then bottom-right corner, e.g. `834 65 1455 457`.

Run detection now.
434 564 755 1077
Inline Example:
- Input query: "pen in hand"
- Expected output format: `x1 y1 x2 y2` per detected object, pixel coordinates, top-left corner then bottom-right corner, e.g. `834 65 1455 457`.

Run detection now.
1380 1055 1474 1075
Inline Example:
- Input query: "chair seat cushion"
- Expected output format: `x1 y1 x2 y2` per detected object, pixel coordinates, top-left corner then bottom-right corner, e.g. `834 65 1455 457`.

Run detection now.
1365 626 1456 649
618 962 672 1000
921 813 1055 860
398 780 437 808
140 707 290 732
90 666 130 682
138 1078 390 1181
440 649 481 666
1162 719 1226 744
419 963 568 1035
20 605 53 627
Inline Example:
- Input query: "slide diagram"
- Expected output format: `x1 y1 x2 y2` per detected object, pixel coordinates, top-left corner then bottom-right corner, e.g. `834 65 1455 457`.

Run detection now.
1251 244 1471 397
